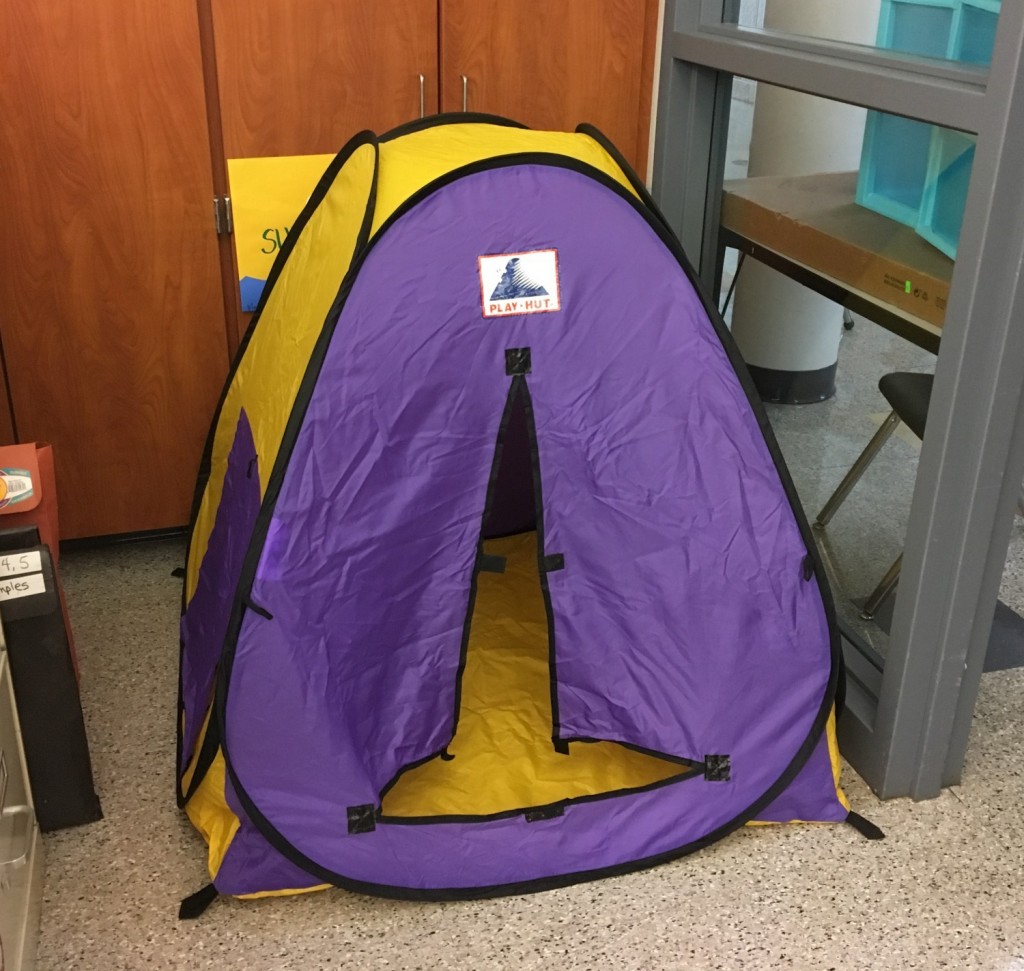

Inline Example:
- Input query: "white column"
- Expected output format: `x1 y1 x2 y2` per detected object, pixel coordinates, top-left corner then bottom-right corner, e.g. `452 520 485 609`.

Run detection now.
730 0 882 401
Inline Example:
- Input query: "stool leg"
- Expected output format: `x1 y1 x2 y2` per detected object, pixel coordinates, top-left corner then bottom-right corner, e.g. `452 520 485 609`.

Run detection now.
814 411 902 529
860 553 903 620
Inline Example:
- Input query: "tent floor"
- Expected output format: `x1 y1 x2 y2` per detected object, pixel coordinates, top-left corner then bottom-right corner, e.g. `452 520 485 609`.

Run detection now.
381 532 689 819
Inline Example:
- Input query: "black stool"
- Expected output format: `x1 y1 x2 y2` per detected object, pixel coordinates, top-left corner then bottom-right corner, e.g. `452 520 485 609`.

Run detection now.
813 372 933 620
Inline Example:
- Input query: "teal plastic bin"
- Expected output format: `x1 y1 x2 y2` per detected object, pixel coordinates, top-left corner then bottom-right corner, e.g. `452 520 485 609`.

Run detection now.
856 0 1001 258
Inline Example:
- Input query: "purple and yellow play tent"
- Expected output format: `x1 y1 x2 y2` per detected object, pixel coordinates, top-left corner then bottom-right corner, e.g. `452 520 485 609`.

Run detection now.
177 116 873 915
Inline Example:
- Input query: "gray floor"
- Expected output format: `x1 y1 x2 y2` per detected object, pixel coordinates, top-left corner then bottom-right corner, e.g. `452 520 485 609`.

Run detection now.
33 319 1024 968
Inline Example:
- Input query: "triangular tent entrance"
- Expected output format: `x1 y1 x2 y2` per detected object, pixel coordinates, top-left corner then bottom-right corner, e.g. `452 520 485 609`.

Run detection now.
178 115 857 906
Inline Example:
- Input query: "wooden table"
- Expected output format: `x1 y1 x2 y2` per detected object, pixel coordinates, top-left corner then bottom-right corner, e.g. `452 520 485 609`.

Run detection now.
718 172 955 354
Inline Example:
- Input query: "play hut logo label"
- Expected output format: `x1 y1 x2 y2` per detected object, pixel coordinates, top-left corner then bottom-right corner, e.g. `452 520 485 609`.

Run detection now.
479 250 561 318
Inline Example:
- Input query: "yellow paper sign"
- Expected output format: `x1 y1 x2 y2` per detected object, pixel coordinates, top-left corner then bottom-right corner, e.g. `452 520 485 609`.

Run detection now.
227 154 334 310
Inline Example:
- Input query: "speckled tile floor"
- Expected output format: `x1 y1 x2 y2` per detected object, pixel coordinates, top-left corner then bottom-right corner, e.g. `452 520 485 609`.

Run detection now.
29 535 1024 969
32 319 1024 970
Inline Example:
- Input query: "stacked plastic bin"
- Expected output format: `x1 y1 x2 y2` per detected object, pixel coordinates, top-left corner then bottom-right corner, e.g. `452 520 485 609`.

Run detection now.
856 0 1001 259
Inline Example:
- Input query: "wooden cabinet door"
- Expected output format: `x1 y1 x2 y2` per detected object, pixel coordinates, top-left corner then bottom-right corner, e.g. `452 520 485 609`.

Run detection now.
0 371 16 448
209 0 440 160
439 0 658 173
208 0 439 343
0 1 230 538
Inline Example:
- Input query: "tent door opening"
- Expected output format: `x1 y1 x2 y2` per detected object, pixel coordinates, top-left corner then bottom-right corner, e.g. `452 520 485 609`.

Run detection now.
380 378 695 821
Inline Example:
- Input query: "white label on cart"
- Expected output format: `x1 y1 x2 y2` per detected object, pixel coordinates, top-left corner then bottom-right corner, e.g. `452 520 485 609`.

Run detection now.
0 573 44 601
0 552 41 579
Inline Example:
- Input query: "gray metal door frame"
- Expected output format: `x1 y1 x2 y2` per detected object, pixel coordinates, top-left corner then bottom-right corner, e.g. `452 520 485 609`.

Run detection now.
653 0 1024 799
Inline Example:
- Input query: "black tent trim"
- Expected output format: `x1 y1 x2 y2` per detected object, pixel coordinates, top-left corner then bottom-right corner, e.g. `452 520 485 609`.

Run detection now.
379 111 528 143
446 371 524 742
376 767 699 828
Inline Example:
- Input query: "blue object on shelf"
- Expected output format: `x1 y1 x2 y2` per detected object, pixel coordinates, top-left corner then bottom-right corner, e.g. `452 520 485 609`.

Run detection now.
856 0 1001 259
958 3 1000 62
857 114 935 228
239 276 266 313
918 131 976 258
888 1 956 58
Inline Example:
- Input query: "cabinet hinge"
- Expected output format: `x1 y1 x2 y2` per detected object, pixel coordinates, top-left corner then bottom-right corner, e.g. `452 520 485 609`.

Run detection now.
213 196 233 236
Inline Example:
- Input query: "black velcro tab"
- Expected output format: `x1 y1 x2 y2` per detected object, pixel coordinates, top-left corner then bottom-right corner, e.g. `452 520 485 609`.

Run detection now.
478 554 507 574
553 739 570 755
846 811 885 840
525 804 564 823
802 554 815 581
505 347 532 375
704 755 731 782
178 883 218 920
347 804 377 834
170 567 186 579
543 553 565 573
244 598 273 621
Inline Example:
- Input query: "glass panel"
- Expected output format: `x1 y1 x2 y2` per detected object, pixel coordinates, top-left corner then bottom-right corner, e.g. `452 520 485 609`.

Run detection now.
958 4 1001 61
890 3 956 57
729 0 1001 68
993 503 1024 676
717 80 977 663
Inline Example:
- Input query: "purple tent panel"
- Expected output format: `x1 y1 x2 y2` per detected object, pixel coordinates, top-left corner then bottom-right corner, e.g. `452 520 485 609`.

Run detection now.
757 731 848 824
180 410 260 772
215 775 325 896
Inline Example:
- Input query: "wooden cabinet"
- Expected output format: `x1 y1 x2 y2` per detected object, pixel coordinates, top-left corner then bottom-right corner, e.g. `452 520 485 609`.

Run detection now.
205 0 440 345
0 370 16 448
208 0 439 160
0 0 231 538
211 0 658 343
204 0 656 165
439 0 658 173
0 1 658 538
